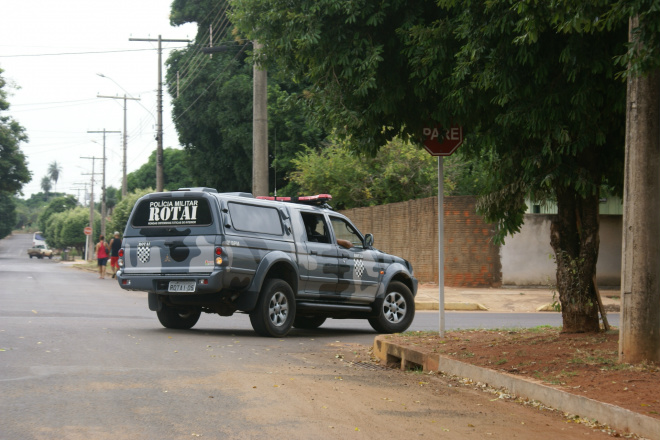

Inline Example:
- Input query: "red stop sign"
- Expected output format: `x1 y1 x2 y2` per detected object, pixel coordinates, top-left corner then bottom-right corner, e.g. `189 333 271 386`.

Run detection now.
84 226 92 236
423 124 464 156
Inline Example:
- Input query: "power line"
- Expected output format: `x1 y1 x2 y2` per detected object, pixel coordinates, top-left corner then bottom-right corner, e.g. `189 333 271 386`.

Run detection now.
0 47 187 58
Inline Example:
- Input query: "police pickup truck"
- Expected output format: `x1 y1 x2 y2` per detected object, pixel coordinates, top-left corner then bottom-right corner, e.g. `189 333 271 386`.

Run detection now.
117 188 417 337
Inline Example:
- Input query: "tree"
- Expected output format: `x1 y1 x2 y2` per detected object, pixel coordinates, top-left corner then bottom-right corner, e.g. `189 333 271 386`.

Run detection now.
47 161 62 191
0 68 31 196
0 67 31 239
40 176 52 196
231 0 627 333
167 0 325 194
0 193 17 238
126 148 195 193
38 195 78 237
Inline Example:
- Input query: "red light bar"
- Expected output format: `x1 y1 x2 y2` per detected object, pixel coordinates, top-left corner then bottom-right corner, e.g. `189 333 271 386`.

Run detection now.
256 194 332 205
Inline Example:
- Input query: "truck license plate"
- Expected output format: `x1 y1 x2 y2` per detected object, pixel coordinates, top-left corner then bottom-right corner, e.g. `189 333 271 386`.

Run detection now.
168 281 196 293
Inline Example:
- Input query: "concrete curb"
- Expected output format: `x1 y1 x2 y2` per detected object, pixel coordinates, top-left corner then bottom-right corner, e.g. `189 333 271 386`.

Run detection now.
416 301 488 311
373 335 659 439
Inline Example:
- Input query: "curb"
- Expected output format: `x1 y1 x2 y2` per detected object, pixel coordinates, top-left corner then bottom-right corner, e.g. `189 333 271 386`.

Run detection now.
373 335 659 439
416 301 488 311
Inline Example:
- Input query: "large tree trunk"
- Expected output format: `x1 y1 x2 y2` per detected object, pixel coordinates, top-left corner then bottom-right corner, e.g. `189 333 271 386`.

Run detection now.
550 187 601 333
619 16 660 363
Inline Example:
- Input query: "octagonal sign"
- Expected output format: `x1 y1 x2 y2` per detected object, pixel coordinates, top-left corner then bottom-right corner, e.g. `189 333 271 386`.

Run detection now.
423 124 464 156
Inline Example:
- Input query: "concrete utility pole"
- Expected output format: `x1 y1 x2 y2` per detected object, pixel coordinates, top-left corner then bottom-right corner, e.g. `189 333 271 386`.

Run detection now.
252 41 268 197
81 156 101 261
201 41 269 196
88 130 120 238
97 94 141 197
619 16 660 364
129 35 190 192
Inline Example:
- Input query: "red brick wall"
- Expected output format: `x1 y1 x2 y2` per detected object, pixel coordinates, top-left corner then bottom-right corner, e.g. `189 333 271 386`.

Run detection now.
340 196 501 287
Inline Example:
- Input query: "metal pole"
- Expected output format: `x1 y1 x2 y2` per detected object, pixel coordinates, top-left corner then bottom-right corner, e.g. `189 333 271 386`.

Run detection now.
438 156 445 337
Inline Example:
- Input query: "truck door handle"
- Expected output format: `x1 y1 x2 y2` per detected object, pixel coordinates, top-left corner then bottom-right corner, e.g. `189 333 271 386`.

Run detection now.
310 250 318 256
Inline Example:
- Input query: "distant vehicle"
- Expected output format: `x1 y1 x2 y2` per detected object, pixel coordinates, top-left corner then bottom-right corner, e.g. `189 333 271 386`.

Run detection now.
28 244 53 259
33 231 46 247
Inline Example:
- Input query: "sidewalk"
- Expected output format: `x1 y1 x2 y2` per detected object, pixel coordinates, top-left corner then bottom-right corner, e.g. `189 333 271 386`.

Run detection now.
415 284 621 312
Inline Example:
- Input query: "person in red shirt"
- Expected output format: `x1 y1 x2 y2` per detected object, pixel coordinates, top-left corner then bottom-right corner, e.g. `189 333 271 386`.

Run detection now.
95 235 109 279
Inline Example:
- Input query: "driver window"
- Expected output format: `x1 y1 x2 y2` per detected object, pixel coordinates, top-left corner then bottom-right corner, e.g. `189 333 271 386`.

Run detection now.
301 212 330 244
329 217 363 248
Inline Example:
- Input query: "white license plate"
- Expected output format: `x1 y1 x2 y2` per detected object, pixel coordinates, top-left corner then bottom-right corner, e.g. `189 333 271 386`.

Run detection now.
168 281 196 293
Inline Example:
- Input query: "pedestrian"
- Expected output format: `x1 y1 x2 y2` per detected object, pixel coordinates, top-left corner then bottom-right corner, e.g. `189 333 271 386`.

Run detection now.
95 235 109 279
109 231 122 278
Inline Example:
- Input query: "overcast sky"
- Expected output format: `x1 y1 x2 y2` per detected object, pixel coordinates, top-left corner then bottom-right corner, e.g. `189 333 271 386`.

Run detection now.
1 0 198 200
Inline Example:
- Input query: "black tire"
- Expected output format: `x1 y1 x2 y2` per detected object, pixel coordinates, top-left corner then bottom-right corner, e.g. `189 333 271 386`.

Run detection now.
29 255 33 259
249 279 295 337
368 281 415 334
156 304 201 329
48 255 53 259
293 315 327 330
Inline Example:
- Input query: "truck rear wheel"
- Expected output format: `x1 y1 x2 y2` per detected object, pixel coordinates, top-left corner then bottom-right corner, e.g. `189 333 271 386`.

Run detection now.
250 279 295 337
156 304 201 329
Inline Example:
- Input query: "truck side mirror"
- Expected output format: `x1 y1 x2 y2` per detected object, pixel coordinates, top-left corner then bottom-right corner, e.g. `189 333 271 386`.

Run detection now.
364 233 374 248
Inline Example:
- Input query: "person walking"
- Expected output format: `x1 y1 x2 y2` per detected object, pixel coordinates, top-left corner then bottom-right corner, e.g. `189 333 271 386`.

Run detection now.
109 231 122 278
95 235 109 279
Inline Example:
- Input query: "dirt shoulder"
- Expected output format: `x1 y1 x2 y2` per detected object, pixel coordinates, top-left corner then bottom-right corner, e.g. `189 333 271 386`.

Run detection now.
381 327 660 422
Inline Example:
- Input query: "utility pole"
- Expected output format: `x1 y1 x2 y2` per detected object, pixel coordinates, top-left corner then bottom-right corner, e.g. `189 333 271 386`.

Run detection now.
97 94 141 197
252 41 268 197
81 156 101 261
88 130 120 238
202 41 269 196
619 15 660 364
129 35 190 192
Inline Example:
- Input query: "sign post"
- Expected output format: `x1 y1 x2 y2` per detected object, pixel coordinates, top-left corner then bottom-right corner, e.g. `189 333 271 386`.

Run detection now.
422 124 464 337
84 226 92 261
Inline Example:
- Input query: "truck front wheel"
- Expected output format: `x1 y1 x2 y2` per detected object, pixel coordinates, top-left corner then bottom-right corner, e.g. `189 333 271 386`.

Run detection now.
368 281 415 334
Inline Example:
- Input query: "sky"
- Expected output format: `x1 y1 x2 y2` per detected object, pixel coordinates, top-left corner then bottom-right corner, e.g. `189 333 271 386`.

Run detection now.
0 0 198 201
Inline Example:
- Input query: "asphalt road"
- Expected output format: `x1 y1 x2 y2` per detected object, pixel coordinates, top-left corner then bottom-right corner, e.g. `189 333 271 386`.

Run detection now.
1 233 613 439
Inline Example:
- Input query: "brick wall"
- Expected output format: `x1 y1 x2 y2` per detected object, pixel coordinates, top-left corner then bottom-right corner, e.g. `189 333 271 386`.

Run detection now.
340 196 501 287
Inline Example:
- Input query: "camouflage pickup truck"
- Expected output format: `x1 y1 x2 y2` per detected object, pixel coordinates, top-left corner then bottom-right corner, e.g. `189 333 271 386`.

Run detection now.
117 188 417 337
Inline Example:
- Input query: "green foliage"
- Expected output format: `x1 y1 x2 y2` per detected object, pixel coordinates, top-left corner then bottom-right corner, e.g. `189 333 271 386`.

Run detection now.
59 207 97 253
37 196 78 237
105 186 120 212
0 68 31 197
47 161 62 190
126 148 195 193
167 0 325 194
232 0 627 240
288 136 487 209
0 193 17 238
107 188 154 237
45 207 100 252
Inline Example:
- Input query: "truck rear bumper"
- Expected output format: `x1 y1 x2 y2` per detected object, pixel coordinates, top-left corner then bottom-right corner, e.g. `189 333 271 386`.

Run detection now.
116 270 224 294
